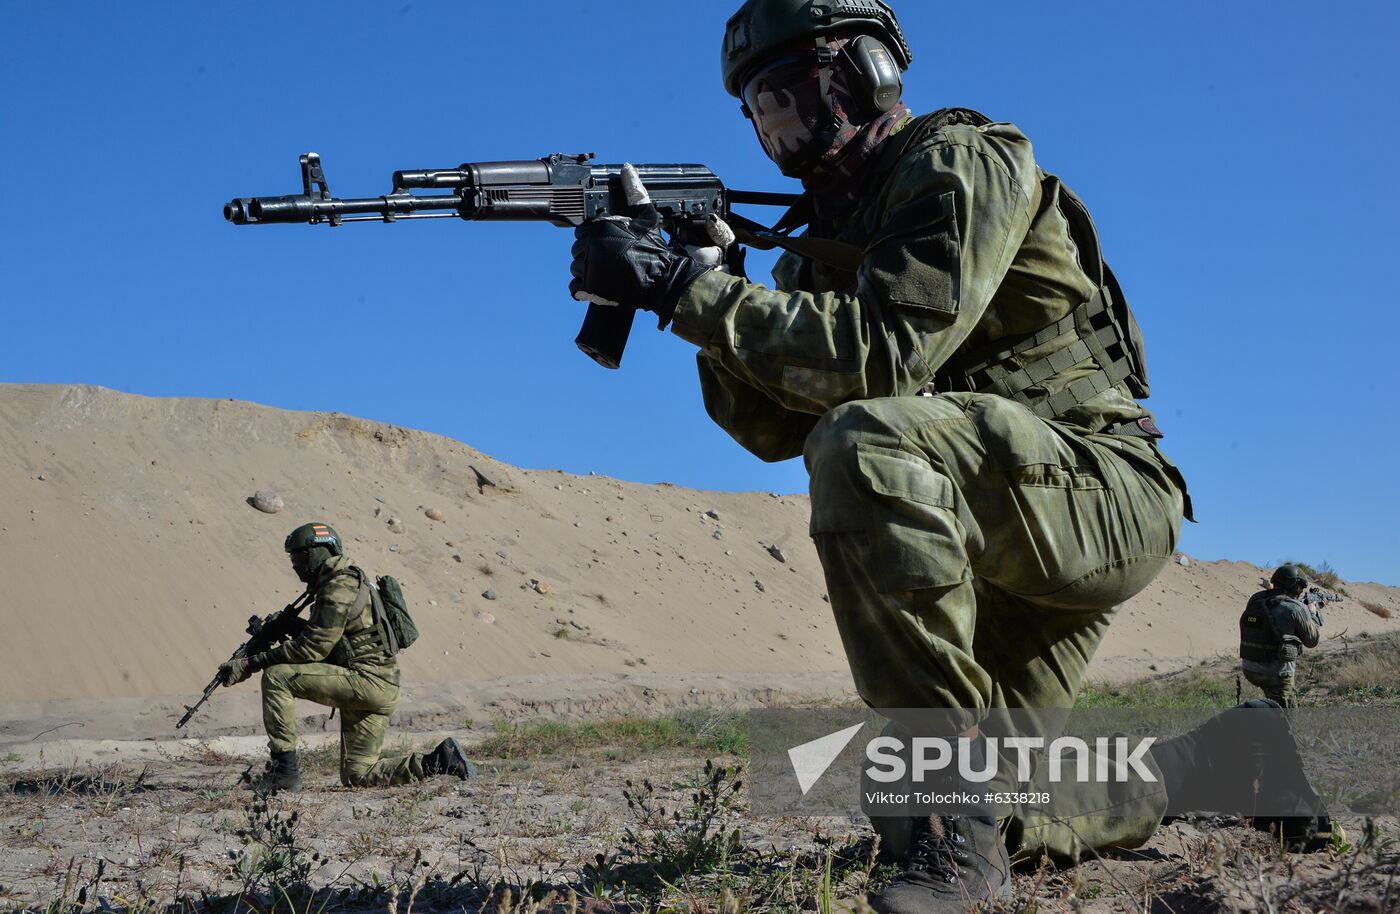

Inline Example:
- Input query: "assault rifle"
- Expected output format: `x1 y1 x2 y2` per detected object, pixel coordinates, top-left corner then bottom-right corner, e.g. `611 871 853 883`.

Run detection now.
223 152 797 368
176 592 313 729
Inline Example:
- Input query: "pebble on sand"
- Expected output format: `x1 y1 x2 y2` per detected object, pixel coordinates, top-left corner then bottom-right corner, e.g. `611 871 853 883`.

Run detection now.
425 507 445 522
251 490 284 514
482 589 498 600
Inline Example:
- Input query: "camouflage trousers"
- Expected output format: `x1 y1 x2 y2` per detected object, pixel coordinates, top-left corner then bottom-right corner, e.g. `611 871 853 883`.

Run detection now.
1243 668 1297 709
804 394 1186 861
262 662 427 787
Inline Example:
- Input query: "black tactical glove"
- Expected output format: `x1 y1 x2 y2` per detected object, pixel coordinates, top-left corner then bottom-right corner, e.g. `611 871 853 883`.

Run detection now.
219 656 255 687
569 164 709 328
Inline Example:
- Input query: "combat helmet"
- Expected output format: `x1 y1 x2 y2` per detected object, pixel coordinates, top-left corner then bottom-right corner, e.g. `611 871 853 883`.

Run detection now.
721 0 913 99
284 521 343 556
1270 564 1308 593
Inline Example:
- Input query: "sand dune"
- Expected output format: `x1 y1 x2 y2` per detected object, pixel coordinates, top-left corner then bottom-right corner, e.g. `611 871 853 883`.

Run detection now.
2 384 1396 742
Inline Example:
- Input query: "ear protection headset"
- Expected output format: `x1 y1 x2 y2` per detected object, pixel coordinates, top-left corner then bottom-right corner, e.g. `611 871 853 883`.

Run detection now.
739 32 902 124
842 33 903 119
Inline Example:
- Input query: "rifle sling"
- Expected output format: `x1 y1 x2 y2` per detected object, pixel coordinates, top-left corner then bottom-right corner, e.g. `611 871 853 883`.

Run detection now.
725 210 865 274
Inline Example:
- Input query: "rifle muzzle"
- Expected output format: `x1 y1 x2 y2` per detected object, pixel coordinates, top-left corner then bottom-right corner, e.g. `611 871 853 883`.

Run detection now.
223 195 318 225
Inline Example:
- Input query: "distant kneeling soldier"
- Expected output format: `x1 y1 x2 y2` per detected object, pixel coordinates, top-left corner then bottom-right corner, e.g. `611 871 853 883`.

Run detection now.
220 522 476 791
1239 564 1322 708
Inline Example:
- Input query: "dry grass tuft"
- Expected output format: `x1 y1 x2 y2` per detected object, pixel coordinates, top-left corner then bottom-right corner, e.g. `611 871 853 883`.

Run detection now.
1326 636 1400 693
1361 599 1393 620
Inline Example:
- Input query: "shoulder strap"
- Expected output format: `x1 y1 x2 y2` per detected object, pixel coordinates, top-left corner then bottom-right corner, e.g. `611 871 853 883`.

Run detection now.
350 566 399 655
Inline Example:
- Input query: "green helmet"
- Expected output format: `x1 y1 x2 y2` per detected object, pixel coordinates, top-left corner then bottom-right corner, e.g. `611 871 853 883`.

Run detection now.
284 521 343 556
721 0 913 98
1271 564 1307 592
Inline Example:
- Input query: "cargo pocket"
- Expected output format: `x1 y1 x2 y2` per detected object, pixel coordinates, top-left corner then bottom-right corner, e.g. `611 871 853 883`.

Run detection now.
863 190 961 321
810 442 970 593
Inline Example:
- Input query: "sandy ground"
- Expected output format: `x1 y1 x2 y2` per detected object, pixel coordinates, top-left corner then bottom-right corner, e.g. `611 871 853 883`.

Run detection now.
3 738 1397 913
4 384 1400 912
3 383 1398 750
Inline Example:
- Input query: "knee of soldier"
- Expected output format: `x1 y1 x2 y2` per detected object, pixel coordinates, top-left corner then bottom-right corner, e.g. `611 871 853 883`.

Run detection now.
804 398 965 508
260 665 293 692
805 400 900 471
805 397 971 468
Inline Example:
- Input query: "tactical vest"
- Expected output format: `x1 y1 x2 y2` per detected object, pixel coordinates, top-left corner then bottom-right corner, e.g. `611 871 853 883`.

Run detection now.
326 567 396 668
727 108 1154 428
1239 590 1286 664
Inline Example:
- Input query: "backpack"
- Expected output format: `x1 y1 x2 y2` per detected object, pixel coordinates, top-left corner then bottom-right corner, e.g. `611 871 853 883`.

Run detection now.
350 567 420 656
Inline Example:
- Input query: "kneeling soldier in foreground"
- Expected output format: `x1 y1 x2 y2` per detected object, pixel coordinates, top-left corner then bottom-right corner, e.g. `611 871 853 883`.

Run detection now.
220 522 476 791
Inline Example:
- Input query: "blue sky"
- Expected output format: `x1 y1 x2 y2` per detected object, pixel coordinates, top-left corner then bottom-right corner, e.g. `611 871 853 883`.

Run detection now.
3 2 1397 583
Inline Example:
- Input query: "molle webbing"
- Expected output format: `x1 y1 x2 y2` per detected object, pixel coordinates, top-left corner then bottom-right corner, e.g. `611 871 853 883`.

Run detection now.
332 568 393 663
933 288 1129 420
934 180 1150 421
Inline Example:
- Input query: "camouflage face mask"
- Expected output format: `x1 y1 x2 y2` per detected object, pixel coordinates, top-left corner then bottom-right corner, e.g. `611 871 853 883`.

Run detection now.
742 37 907 183
742 53 829 175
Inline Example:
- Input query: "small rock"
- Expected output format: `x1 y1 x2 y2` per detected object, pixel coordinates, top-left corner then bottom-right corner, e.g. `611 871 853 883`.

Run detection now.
713 530 723 540
36 474 46 481
766 544 787 563
387 516 405 533
529 579 551 595
475 611 496 624
1175 553 1191 567
428 599 438 606
496 550 509 560
822 594 830 603
425 507 445 522
388 543 400 552
452 554 463 563
755 581 766 593
482 589 497 600
375 495 386 503
705 509 720 520
446 540 456 547
251 490 284 514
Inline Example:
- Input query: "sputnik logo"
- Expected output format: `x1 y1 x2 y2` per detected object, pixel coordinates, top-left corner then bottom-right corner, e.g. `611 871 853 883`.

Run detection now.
788 723 865 795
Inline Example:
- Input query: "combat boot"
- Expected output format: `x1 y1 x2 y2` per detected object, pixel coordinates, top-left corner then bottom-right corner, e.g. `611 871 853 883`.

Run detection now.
869 815 1012 913
422 737 479 780
1153 699 1333 853
249 750 303 794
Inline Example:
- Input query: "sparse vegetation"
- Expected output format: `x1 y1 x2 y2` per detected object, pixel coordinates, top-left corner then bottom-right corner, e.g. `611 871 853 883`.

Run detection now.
8 655 1400 913
476 709 749 761
1075 668 1239 709
1291 559 1351 596
1361 599 1393 619
1318 632 1400 697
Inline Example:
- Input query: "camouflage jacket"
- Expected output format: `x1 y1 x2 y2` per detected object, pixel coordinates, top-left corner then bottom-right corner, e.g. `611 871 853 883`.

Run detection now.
254 554 396 672
671 115 1160 463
